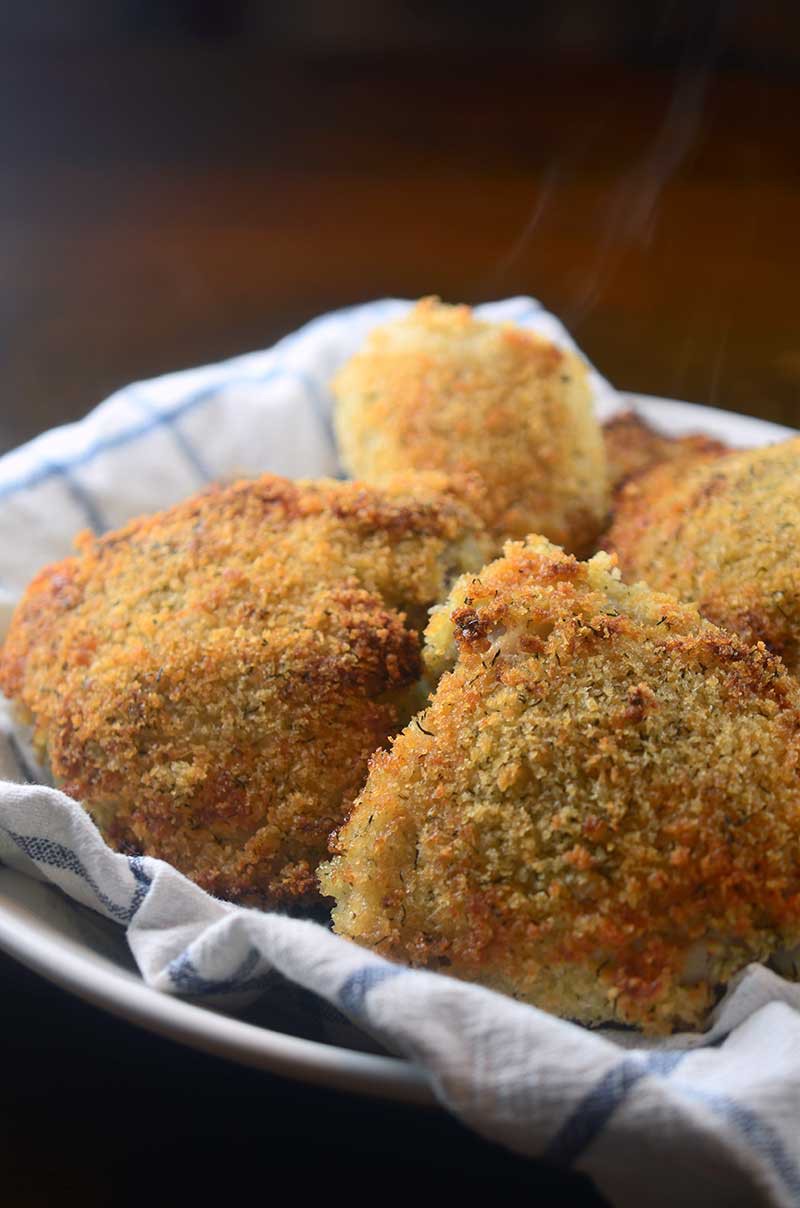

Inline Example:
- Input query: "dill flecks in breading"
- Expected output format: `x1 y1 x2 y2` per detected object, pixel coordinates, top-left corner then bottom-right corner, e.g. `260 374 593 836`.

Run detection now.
606 437 800 672
0 471 491 907
332 297 609 555
320 536 800 1034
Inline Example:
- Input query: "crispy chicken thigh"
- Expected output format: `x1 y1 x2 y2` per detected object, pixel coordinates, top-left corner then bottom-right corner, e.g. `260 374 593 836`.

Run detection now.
606 437 800 673
0 472 490 906
333 298 609 554
321 537 800 1032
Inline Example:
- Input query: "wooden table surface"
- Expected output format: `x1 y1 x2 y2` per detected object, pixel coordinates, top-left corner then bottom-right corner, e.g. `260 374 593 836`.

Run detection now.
1 44 798 1205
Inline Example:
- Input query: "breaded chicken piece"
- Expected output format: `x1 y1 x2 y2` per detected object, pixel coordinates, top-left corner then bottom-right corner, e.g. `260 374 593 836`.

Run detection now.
320 537 800 1033
606 437 800 674
602 410 730 494
333 298 609 554
0 472 491 907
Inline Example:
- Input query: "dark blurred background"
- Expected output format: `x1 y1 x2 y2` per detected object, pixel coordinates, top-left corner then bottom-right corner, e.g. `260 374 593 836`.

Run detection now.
1 0 799 457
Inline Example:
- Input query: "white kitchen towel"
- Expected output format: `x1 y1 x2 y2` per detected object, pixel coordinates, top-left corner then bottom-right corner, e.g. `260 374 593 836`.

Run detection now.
0 297 797 1208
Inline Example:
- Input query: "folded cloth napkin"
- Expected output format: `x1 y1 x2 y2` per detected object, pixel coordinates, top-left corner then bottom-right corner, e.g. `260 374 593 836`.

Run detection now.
1 298 799 1208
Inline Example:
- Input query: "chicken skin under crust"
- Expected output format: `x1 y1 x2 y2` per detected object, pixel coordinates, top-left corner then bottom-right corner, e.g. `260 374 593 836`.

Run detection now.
0 472 490 906
333 297 609 554
320 537 800 1033
605 436 800 674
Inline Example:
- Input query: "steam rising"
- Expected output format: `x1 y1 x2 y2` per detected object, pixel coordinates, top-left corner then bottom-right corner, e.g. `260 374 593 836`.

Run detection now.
565 59 712 328
485 5 730 348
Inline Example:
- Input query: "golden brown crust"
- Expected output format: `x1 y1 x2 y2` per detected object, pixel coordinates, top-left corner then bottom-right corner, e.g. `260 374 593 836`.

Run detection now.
320 537 800 1033
602 410 730 495
0 472 491 906
333 297 609 554
605 437 800 672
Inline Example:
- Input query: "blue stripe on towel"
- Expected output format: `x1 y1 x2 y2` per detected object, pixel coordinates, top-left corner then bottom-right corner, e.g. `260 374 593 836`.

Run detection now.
128 390 212 484
126 855 153 919
545 1050 690 1166
338 963 406 1015
546 1051 800 1200
674 1087 800 1201
0 827 150 923
0 366 331 505
167 945 272 996
61 467 108 534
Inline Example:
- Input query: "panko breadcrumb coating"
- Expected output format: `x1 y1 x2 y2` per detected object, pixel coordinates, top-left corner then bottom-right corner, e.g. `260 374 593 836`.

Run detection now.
606 437 800 674
333 298 609 554
0 472 490 906
602 410 730 494
320 537 800 1033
